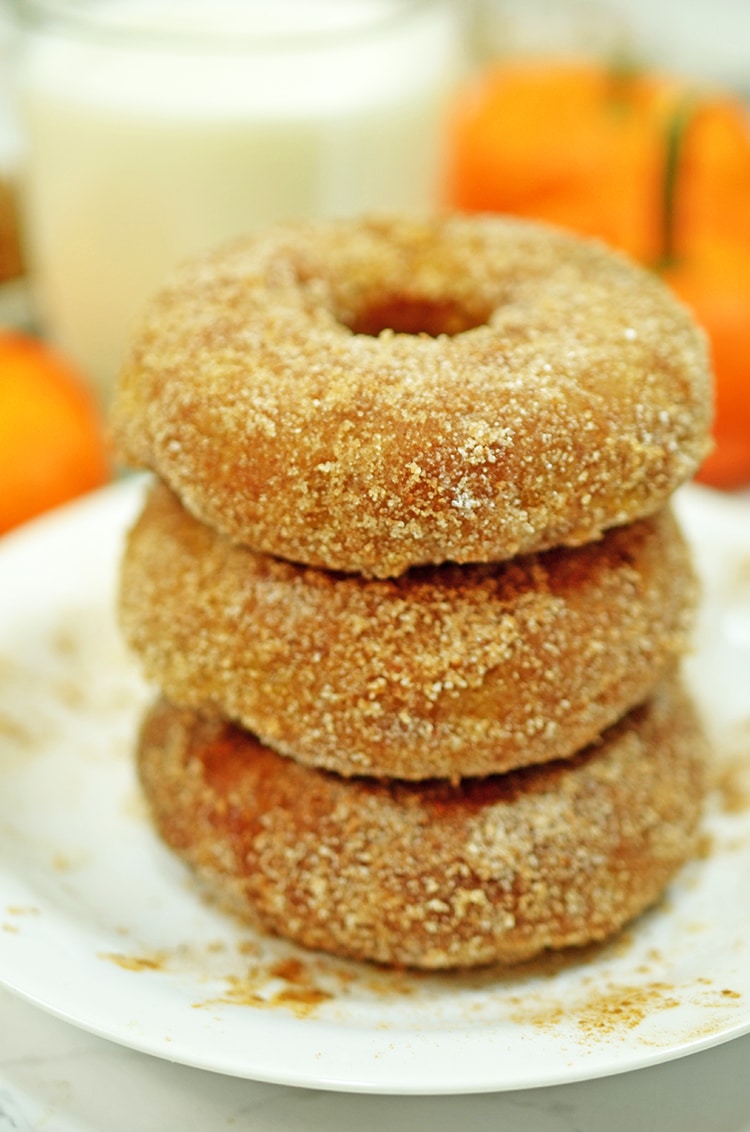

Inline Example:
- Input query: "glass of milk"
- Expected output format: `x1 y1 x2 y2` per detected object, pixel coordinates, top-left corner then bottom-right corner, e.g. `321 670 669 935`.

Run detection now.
15 0 463 401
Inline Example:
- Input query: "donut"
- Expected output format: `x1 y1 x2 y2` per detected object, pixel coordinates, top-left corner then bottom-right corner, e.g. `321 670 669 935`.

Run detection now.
112 213 712 578
121 480 697 780
136 677 707 969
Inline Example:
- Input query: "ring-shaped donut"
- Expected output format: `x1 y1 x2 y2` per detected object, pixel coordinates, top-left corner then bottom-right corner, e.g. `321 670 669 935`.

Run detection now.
120 481 697 780
136 677 706 969
113 214 712 578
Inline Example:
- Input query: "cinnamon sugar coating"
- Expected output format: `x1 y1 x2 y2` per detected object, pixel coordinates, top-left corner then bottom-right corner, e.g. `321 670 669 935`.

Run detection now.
121 481 698 779
112 213 712 578
136 677 707 969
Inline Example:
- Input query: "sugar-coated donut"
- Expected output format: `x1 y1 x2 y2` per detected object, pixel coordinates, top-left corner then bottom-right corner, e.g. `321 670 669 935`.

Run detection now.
137 677 706 969
121 482 697 780
113 214 712 578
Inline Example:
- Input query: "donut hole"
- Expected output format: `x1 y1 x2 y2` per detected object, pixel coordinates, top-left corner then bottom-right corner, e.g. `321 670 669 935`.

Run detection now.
347 296 491 338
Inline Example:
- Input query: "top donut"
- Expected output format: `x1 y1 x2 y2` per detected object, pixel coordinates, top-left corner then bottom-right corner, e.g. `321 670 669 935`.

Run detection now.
113 213 712 577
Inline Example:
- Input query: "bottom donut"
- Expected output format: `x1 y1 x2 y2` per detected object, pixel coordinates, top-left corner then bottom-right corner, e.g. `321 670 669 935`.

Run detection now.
136 677 707 970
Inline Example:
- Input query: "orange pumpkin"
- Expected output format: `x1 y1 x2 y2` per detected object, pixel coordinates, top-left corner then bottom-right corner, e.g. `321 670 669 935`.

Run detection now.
445 58 750 489
0 331 110 535
664 238 750 489
445 59 680 261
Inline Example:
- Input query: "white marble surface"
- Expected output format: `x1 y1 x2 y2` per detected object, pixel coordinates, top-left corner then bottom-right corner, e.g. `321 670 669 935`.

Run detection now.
1 985 750 1131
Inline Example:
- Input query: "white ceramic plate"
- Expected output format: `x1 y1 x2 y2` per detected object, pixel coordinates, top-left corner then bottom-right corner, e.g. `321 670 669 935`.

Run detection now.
1 476 749 1096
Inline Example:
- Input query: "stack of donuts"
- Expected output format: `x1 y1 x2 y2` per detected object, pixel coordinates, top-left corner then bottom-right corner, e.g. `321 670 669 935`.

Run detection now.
113 214 713 969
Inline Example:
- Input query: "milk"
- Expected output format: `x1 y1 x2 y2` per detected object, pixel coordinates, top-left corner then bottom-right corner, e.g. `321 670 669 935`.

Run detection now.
17 0 462 400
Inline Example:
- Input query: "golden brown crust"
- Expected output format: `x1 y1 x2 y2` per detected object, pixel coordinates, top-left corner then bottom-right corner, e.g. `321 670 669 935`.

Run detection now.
121 480 698 779
136 677 707 969
112 213 712 578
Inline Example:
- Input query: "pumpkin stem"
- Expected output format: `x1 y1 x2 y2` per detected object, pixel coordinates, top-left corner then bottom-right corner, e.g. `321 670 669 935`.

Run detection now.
657 93 698 270
605 52 641 115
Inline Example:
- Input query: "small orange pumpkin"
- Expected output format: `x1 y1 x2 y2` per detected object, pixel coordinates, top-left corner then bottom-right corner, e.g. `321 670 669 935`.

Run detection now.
445 58 750 489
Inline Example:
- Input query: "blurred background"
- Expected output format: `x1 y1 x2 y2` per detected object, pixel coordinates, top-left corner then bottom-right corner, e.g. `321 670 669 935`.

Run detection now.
0 0 749 536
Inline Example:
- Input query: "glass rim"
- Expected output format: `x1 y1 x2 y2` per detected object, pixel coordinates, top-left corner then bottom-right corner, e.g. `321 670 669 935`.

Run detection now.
15 0 448 51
